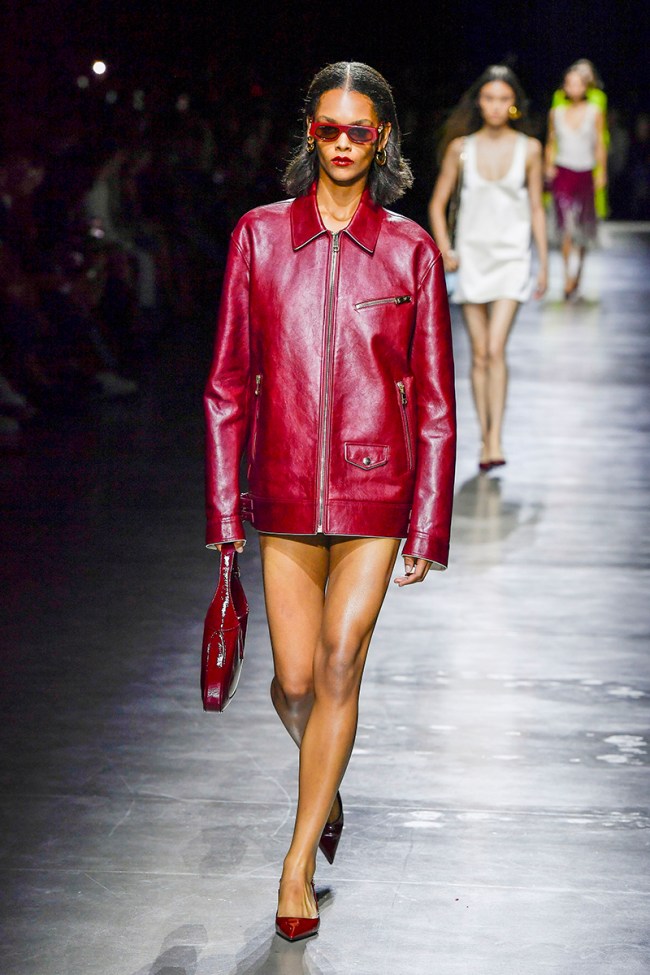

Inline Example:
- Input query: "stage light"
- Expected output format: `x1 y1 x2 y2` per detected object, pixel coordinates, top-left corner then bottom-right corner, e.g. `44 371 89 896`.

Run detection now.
105 90 118 104
92 61 107 76
76 76 90 89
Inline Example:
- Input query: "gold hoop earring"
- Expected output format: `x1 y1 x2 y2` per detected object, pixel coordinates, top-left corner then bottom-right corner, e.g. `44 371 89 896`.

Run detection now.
508 105 522 120
306 136 315 153
375 147 387 167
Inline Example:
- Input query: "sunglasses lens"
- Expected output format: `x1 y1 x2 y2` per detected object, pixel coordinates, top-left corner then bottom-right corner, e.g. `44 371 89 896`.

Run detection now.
314 124 340 141
348 126 375 144
312 123 378 144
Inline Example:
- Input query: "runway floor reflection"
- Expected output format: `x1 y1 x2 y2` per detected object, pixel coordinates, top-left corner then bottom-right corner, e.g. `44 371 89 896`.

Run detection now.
1 225 649 974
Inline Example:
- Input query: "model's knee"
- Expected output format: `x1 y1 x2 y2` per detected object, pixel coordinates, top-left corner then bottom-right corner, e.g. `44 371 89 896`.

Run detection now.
271 674 313 711
487 347 505 368
472 350 488 372
315 640 364 704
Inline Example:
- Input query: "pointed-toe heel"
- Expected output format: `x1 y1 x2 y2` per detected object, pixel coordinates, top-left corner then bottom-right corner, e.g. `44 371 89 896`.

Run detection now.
275 883 320 942
275 914 320 942
319 791 344 865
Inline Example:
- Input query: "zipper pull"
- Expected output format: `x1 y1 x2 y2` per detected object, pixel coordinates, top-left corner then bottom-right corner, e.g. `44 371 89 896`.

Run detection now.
255 374 262 395
397 381 407 406
395 295 412 305
332 232 340 253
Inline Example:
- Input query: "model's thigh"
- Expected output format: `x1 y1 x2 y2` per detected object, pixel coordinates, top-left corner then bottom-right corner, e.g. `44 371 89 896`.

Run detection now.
487 298 520 354
259 534 330 692
462 303 490 356
316 536 401 682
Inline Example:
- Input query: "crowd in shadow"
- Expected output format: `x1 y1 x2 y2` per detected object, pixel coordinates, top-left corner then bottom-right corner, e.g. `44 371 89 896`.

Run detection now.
1 71 648 450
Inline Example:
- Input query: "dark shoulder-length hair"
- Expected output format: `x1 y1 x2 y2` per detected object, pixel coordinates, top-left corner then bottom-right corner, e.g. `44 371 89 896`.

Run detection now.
282 61 413 206
438 65 531 160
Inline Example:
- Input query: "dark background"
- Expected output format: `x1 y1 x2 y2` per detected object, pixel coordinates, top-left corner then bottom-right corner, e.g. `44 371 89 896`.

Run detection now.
3 0 647 163
3 0 648 107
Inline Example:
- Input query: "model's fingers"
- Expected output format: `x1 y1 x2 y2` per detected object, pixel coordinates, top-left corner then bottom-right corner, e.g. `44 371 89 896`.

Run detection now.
215 540 246 553
393 558 431 586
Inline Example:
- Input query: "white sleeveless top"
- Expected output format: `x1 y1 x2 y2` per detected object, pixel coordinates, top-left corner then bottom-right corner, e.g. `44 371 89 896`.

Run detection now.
452 133 532 305
554 102 598 172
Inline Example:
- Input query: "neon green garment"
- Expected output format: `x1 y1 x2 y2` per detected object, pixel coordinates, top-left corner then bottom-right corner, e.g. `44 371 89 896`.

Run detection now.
551 87 609 217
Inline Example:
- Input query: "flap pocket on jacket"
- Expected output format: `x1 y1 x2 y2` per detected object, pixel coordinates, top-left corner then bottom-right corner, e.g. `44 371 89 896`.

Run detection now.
344 443 389 470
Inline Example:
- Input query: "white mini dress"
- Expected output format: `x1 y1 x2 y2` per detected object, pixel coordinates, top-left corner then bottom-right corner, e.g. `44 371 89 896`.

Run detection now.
452 133 532 305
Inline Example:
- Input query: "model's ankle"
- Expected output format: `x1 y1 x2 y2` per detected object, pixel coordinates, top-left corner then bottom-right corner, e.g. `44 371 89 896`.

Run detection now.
282 853 315 881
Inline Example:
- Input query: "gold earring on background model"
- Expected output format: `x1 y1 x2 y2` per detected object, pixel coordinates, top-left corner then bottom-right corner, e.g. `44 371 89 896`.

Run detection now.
508 105 522 120
375 147 387 166
306 136 315 153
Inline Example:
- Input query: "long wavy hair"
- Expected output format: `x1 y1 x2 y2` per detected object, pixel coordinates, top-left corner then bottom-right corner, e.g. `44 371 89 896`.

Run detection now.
283 61 413 206
438 65 531 160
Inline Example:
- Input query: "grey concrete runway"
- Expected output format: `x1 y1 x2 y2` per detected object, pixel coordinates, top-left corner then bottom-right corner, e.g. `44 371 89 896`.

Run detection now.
1 225 649 975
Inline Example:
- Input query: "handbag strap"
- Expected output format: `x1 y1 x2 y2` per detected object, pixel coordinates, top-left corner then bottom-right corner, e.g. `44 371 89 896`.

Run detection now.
219 542 239 584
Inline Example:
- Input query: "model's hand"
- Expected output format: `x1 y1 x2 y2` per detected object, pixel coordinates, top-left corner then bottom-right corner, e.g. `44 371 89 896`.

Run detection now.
544 165 557 184
442 249 459 273
534 267 548 299
394 556 432 586
216 540 246 553
594 172 608 192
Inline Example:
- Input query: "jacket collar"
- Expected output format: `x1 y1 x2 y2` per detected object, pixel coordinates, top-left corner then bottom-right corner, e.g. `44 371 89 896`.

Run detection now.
291 182 384 253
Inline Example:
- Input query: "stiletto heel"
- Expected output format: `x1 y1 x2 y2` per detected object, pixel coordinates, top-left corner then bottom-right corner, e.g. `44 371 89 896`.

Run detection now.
275 882 320 942
319 791 344 864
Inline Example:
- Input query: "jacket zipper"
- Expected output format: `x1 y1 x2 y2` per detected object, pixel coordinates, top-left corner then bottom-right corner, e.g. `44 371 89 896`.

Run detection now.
251 373 262 459
355 295 412 310
396 380 414 471
317 232 340 533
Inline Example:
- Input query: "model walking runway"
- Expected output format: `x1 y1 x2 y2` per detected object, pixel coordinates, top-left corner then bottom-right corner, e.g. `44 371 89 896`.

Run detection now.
0 226 648 974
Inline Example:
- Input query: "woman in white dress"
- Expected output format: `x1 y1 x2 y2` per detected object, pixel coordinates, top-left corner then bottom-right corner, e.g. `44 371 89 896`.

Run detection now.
429 66 547 471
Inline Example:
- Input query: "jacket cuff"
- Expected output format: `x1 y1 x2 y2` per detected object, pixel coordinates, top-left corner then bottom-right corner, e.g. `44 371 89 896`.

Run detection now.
205 514 246 549
403 530 449 570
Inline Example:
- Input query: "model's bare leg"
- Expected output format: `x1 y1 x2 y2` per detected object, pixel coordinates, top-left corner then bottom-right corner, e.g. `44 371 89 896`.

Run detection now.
462 302 490 464
485 298 519 461
561 232 574 296
260 534 341 827
261 533 326 745
574 244 587 292
271 535 400 919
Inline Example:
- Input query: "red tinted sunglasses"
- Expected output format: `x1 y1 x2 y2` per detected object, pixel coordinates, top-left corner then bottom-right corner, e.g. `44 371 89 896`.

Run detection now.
309 120 384 145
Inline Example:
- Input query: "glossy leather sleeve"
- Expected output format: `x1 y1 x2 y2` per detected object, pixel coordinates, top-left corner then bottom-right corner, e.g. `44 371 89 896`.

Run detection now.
404 254 456 567
204 236 250 547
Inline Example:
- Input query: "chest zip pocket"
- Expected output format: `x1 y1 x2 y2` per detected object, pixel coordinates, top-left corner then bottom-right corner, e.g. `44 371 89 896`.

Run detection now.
396 380 414 472
354 295 412 311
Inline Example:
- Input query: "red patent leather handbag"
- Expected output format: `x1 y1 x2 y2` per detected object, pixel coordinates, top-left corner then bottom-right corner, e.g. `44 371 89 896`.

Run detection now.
201 544 249 712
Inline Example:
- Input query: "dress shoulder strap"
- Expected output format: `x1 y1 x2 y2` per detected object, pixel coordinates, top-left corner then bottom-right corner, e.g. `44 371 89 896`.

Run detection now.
513 132 528 174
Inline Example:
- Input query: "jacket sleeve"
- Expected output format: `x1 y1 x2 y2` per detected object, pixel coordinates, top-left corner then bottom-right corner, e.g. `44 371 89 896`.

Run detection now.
203 233 251 547
404 253 457 568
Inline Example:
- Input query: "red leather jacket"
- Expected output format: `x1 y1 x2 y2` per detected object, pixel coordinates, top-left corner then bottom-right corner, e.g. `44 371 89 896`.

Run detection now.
204 184 456 567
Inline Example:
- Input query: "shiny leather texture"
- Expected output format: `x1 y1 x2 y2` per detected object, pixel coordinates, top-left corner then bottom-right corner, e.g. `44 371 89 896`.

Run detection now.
200 544 248 711
275 883 320 942
319 791 344 864
204 183 456 566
